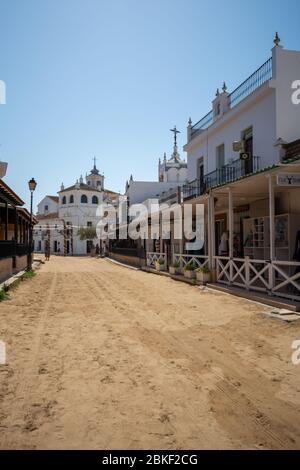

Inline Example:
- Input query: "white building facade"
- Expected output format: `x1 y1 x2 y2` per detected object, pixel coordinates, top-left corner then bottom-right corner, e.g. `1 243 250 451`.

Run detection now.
34 163 118 256
146 35 300 305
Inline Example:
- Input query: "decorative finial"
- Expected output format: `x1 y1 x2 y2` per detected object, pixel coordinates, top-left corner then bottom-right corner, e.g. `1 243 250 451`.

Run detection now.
216 88 220 97
130 174 133 181
188 117 192 126
274 32 280 47
61 182 64 191
93 156 97 168
163 152 167 162
170 126 181 146
222 82 227 93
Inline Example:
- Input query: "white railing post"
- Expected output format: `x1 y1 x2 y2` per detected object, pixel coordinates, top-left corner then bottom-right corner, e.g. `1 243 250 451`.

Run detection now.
207 195 212 270
211 193 216 269
228 188 233 284
268 176 275 292
245 256 250 290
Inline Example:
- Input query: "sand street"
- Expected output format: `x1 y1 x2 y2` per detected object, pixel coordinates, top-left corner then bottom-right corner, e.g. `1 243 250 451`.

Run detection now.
0 256 300 449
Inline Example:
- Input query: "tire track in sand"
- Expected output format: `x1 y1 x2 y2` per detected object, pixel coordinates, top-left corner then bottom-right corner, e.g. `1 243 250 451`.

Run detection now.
2 269 58 449
85 267 293 449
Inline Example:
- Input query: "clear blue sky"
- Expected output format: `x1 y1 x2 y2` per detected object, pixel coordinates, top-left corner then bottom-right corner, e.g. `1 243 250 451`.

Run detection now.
0 0 299 210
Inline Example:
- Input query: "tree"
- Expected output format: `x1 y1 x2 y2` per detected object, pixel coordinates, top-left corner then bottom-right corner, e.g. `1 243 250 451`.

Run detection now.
77 226 97 241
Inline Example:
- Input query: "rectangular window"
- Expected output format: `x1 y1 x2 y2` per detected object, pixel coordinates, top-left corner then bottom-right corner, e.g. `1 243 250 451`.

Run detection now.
87 221 92 227
216 144 225 169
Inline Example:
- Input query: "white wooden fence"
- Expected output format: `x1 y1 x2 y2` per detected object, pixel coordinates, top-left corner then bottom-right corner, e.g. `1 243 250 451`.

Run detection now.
215 256 300 302
147 252 166 268
173 254 209 270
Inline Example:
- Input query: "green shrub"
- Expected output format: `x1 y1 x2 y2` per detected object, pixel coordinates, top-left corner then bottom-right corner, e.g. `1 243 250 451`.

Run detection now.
195 266 210 274
0 289 9 301
170 261 180 268
184 262 197 272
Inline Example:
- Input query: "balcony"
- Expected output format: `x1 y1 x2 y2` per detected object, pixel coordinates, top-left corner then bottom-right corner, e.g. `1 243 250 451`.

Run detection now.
190 58 273 140
183 156 260 200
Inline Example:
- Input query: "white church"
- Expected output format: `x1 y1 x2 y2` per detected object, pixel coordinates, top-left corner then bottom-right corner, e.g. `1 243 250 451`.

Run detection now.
34 161 119 256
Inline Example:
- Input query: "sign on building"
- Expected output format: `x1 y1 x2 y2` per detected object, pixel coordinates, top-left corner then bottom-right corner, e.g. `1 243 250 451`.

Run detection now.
277 173 300 187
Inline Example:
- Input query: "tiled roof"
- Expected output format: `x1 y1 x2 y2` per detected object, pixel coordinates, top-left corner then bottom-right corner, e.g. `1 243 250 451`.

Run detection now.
37 212 59 220
46 195 59 203
59 183 102 193
59 183 118 195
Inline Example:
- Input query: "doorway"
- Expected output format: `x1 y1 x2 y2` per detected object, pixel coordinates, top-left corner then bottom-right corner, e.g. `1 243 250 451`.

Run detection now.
242 128 253 175
87 240 93 254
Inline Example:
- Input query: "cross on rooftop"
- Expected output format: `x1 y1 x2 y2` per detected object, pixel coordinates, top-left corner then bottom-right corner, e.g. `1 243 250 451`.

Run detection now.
170 126 180 146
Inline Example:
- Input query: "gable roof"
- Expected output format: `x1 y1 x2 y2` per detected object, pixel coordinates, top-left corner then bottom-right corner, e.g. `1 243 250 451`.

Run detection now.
59 183 102 193
58 183 118 195
36 212 59 221
0 179 24 206
46 195 59 203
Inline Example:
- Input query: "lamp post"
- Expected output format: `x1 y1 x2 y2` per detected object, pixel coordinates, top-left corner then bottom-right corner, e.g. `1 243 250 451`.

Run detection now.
28 178 37 270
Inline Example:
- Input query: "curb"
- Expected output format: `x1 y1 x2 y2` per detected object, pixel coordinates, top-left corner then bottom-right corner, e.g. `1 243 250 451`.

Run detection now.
105 257 140 271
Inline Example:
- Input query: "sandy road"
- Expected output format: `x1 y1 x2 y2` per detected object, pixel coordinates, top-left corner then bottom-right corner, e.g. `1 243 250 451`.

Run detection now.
0 255 300 449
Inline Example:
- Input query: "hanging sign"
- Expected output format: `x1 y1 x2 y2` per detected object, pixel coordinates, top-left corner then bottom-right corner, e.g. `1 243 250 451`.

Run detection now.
277 173 300 187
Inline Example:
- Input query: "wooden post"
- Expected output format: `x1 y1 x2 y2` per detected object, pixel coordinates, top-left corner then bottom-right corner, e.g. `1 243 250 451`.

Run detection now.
14 208 18 242
211 193 216 269
5 201 8 240
268 175 275 291
207 195 212 270
228 187 233 284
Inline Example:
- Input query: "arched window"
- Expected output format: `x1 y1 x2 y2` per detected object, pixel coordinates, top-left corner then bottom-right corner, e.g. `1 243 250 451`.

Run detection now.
62 196 66 205
81 194 88 204
69 195 74 204
92 195 98 204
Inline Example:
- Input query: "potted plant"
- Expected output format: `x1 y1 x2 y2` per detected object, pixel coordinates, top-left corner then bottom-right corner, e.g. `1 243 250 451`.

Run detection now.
196 266 211 284
155 259 166 271
183 262 197 279
169 261 180 275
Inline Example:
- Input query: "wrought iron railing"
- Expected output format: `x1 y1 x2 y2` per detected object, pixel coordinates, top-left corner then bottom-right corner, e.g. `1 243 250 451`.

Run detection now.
190 58 273 139
183 156 260 200
191 111 213 138
228 58 272 107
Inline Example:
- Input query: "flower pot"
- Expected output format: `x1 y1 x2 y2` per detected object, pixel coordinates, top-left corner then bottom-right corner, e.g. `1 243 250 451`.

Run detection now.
155 262 165 271
196 271 211 284
169 266 180 275
184 270 196 279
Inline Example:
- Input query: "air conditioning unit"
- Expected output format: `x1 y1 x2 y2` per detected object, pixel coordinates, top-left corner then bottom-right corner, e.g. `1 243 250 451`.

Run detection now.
232 140 245 153
0 162 8 178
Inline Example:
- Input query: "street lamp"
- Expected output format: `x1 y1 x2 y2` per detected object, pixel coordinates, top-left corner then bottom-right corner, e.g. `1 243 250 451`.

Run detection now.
28 178 37 270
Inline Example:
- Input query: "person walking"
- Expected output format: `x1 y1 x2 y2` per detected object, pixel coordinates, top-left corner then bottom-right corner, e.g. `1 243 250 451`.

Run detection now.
45 239 51 261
